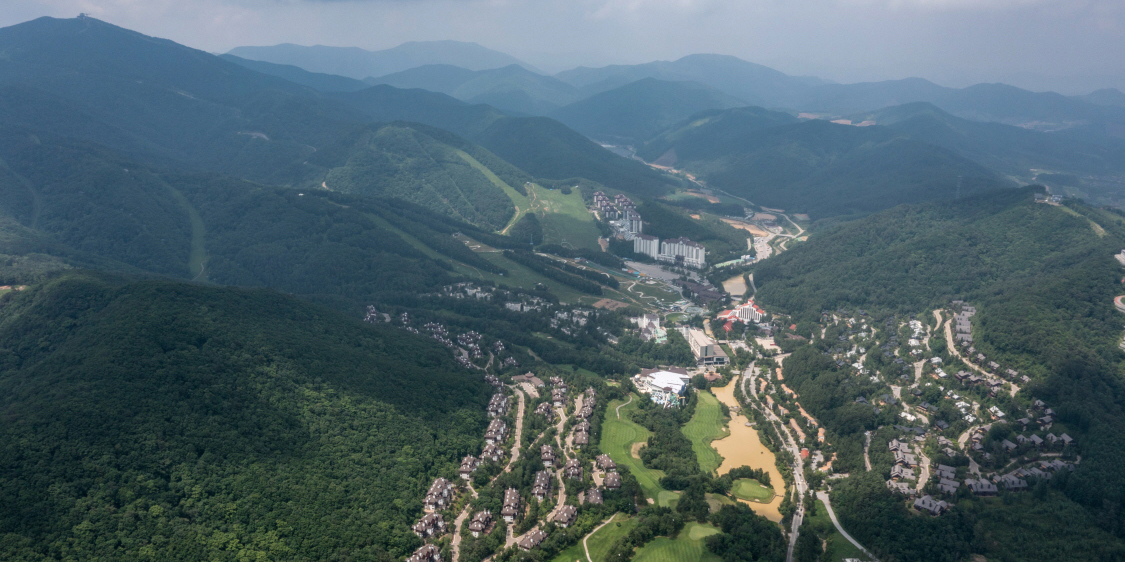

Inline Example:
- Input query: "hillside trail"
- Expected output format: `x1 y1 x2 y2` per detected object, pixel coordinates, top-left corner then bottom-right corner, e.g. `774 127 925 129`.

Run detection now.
583 515 617 562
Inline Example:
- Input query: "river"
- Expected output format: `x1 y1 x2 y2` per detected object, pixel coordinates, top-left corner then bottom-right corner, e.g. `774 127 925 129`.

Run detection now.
710 377 785 522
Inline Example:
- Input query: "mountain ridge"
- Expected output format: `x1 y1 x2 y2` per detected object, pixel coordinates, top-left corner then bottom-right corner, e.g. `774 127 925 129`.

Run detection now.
228 39 541 80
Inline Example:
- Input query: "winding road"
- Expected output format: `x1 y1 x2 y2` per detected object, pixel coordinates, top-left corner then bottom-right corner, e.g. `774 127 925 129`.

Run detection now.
816 491 879 561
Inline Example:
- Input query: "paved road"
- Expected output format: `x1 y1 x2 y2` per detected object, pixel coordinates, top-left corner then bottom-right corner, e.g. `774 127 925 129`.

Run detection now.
816 491 878 561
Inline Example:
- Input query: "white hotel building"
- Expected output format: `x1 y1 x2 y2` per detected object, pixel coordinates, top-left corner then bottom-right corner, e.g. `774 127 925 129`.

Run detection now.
632 236 707 269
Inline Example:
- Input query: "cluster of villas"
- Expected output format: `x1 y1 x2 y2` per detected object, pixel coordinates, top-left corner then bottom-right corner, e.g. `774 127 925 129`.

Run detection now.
593 192 643 238
408 389 517 560
487 393 510 418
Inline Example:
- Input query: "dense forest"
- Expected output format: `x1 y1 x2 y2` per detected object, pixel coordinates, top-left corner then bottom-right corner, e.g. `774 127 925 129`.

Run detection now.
0 272 492 561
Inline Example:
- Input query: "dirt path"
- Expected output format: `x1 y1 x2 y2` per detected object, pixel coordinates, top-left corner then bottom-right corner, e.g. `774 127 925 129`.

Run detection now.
503 388 527 473
864 431 872 472
583 515 617 562
450 482 479 562
615 395 633 418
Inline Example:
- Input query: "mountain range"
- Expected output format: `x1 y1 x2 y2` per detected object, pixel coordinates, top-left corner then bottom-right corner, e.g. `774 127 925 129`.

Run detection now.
227 40 540 79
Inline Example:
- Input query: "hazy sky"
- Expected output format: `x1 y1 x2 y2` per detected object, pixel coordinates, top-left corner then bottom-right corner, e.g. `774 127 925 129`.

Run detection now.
4 0 1124 93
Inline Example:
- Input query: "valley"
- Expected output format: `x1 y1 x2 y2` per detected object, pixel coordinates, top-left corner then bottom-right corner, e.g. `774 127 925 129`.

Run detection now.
0 12 1123 562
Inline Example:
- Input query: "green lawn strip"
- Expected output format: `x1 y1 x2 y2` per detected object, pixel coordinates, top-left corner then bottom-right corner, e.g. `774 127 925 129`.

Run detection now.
807 500 869 562
550 538 588 562
632 522 722 562
474 252 588 303
161 181 208 281
601 396 676 506
682 391 728 474
731 478 774 502
452 149 530 234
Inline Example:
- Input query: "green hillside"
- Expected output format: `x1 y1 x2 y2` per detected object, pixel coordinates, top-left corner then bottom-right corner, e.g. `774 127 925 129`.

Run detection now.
220 53 371 92
314 122 529 230
472 116 681 197
0 271 490 561
0 16 360 186
638 110 1011 218
551 78 747 144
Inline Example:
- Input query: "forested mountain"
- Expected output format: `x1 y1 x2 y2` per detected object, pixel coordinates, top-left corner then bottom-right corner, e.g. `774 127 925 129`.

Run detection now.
220 54 371 92
0 16 359 185
852 102 1125 181
799 79 1125 132
554 53 823 107
753 187 1125 555
0 271 491 561
1077 88 1125 108
228 40 539 79
0 16 679 222
550 78 747 144
639 108 1010 218
368 64 582 115
0 126 531 306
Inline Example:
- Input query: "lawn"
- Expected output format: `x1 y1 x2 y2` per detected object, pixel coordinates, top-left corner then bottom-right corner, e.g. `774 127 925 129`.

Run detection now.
528 183 602 251
624 281 683 304
474 251 589 303
682 391 728 474
806 500 870 562
632 522 722 562
601 395 678 506
731 478 774 502
586 514 640 562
